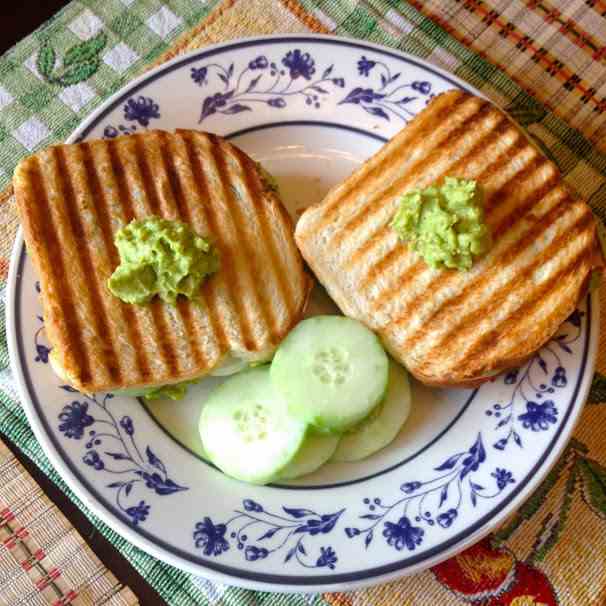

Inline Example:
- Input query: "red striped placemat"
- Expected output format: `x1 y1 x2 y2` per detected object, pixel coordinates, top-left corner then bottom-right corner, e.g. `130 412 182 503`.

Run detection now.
0 437 137 605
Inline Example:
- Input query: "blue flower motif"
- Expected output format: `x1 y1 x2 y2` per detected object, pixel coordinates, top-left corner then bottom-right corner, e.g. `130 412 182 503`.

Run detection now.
58 401 94 439
191 66 208 86
357 55 376 76
244 545 269 561
552 366 567 388
267 97 286 108
83 450 104 470
123 96 160 126
282 49 315 80
120 415 134 436
194 517 230 557
332 78 345 88
125 500 150 526
103 126 120 138
518 400 558 431
412 81 432 95
243 499 263 513
491 468 515 490
199 90 234 122
35 343 50 363
437 509 458 528
316 546 337 569
339 87 384 105
400 481 422 494
382 516 424 551
248 56 268 70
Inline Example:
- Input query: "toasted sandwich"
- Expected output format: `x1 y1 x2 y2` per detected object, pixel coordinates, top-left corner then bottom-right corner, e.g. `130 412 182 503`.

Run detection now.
14 129 311 394
295 90 603 387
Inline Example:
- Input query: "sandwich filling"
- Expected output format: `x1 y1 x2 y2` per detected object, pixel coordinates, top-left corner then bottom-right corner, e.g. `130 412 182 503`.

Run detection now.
108 216 219 305
390 177 491 271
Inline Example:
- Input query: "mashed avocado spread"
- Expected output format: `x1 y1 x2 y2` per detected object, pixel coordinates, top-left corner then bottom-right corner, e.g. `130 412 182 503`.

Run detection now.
256 162 279 193
108 216 218 305
129 381 195 401
390 177 491 271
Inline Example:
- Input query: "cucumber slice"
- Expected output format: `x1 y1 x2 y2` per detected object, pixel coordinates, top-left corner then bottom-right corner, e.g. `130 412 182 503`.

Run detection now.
277 431 340 481
331 360 411 462
199 367 307 484
270 316 389 433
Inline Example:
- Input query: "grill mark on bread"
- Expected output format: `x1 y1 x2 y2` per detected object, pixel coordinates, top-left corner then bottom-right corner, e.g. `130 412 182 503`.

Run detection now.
169 133 228 359
307 91 472 231
344 107 502 271
133 135 161 215
229 146 294 342
356 119 517 290
80 143 150 380
424 210 592 365
156 132 209 368
54 147 120 383
333 102 497 249
181 131 254 350
383 169 564 333
107 139 176 378
139 133 202 371
484 258 589 366
208 135 271 349
359 131 540 299
349 118 533 279
107 141 136 221
390 189 572 338
454 250 588 374
29 157 92 385
489 162 557 239
396 194 574 353
130 135 180 376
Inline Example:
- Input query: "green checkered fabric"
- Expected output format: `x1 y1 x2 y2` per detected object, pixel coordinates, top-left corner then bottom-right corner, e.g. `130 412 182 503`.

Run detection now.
2 1 606 604
0 0 221 190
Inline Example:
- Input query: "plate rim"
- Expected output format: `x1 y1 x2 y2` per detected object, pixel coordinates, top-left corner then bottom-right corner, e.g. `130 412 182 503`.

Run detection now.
6 33 599 592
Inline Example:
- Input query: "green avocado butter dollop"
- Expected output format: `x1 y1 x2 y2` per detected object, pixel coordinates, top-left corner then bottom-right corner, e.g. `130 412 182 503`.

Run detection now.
108 216 219 305
142 381 195 401
390 177 491 271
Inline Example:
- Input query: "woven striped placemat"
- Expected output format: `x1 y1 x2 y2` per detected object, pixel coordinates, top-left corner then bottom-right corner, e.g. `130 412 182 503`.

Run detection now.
0 438 137 605
1 1 606 605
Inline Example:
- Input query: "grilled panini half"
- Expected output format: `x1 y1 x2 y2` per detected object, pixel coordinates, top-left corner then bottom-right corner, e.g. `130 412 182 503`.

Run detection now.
296 90 603 387
15 129 310 394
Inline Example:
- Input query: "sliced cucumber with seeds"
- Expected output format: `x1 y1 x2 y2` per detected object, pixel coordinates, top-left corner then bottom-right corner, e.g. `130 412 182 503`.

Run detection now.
199 367 307 485
331 360 411 462
277 431 340 481
270 316 389 433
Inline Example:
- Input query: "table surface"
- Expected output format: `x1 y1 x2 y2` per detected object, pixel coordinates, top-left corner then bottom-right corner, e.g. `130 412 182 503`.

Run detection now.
2 5 167 604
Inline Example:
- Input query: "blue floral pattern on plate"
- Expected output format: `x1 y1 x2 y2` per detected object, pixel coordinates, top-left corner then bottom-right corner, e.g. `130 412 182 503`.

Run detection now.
32 285 187 527
57 387 187 526
13 37 594 585
343 434 513 553
102 95 161 138
193 500 344 569
339 55 434 121
486 310 583 451
189 49 346 122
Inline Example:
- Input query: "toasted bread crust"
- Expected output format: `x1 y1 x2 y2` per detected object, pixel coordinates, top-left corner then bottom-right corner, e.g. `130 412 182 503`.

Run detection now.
296 90 604 387
15 130 310 393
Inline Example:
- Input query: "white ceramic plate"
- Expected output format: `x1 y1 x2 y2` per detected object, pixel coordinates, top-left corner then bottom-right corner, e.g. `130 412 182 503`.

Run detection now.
7 35 598 592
